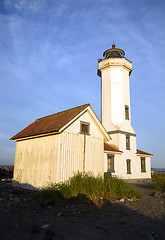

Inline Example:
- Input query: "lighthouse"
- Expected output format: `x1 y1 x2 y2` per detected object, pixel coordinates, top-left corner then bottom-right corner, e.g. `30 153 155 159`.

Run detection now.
11 43 153 190
98 44 152 181
98 43 135 133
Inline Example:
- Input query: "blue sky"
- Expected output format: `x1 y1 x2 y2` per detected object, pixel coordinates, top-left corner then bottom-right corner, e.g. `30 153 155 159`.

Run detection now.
0 0 165 167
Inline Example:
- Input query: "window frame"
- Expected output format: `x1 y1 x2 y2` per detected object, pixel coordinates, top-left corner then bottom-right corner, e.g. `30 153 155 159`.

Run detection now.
125 105 129 120
107 154 115 173
141 157 146 172
126 159 131 174
126 135 131 150
80 121 90 135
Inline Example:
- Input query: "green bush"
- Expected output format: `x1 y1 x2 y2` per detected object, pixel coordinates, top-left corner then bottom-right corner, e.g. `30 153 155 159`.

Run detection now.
152 173 165 191
37 173 141 201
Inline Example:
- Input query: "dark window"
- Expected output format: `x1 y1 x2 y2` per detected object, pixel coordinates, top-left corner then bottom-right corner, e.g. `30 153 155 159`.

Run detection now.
107 154 115 172
126 135 130 150
141 157 146 172
125 105 129 120
80 121 90 135
126 159 131 174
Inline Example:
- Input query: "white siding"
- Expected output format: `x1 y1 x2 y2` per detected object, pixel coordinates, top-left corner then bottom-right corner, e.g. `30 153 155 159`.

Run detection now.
60 111 104 182
13 134 61 189
13 110 105 190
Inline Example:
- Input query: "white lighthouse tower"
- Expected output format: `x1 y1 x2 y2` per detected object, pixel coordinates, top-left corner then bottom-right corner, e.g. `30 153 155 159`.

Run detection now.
98 43 152 181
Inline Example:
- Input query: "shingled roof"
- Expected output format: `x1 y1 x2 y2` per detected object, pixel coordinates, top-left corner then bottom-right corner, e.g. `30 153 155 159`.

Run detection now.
136 149 153 156
104 142 122 153
11 104 90 140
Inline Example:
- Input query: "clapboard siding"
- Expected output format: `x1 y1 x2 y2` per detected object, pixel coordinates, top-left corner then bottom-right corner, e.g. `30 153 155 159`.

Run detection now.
13 110 105 190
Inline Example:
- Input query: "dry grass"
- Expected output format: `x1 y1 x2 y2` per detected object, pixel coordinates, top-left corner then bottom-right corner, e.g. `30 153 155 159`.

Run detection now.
152 172 165 191
36 173 141 202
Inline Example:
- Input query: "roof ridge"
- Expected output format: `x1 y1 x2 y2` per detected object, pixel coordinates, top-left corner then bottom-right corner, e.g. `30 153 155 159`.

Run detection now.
11 103 91 140
36 103 90 121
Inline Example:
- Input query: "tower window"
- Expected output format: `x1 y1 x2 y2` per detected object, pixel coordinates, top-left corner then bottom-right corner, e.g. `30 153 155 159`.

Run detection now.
126 159 131 174
141 157 146 172
107 154 115 172
125 105 129 120
126 135 130 150
80 121 90 135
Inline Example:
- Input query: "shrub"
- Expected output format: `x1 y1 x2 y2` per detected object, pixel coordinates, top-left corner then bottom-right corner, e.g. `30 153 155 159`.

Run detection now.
152 172 165 191
37 173 141 202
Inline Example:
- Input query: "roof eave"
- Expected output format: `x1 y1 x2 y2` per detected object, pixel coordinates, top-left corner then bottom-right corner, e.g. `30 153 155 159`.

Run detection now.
60 105 110 141
104 150 123 154
136 153 153 157
10 131 60 141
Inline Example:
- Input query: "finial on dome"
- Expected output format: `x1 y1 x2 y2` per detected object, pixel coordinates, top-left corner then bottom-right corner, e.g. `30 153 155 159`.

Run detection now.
112 42 115 48
103 43 125 59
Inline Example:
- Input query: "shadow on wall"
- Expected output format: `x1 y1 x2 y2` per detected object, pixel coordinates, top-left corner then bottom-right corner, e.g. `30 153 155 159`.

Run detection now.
12 180 39 191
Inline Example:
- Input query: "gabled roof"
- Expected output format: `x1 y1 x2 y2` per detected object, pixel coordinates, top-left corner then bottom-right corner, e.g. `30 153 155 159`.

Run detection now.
104 142 122 153
11 104 90 140
136 149 153 156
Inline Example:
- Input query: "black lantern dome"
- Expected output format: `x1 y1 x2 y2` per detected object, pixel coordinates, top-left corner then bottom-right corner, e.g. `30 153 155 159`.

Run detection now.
103 43 125 59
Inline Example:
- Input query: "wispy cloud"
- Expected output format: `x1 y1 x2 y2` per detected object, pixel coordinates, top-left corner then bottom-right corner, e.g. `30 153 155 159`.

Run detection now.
0 0 165 165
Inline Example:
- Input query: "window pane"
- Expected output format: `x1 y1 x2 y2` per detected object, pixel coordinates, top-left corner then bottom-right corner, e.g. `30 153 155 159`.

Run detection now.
141 157 146 172
126 135 130 150
80 122 89 134
126 160 131 174
107 155 114 172
125 106 129 120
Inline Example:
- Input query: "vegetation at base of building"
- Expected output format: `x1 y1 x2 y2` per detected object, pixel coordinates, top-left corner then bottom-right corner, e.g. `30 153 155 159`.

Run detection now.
36 173 141 202
0 166 14 179
152 172 165 191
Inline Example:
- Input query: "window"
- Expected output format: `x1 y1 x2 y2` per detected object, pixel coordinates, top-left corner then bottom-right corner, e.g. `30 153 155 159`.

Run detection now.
80 121 90 135
125 105 129 120
126 159 131 174
141 157 146 172
107 154 115 172
126 135 130 150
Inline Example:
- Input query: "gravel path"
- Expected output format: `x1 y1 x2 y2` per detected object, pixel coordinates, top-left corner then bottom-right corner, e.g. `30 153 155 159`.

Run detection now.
0 181 165 240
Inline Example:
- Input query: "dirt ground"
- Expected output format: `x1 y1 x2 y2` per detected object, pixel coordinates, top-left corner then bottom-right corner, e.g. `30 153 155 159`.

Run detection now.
0 180 165 240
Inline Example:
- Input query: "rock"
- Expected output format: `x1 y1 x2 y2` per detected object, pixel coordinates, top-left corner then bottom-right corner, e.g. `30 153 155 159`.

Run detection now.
40 199 54 208
127 199 133 202
149 192 156 197
6 166 14 172
65 204 76 209
32 225 40 233
159 192 165 197
13 198 21 203
154 192 161 197
96 225 108 232
143 232 155 240
47 206 52 209
0 166 13 180
57 213 63 216
41 224 50 230
0 232 8 240
44 229 55 240
119 198 124 203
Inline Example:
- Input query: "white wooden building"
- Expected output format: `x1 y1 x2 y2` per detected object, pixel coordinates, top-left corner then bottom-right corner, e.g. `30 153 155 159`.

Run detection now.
11 44 152 190
11 104 110 190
